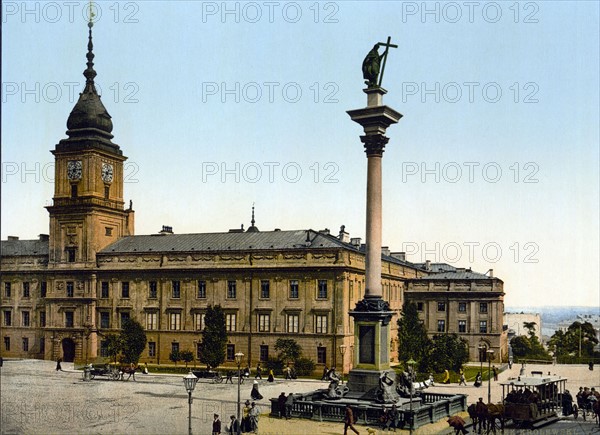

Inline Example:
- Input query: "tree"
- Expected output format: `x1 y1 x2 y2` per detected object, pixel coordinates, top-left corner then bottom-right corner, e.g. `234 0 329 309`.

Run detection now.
397 301 433 373
120 318 147 364
199 305 227 369
294 357 316 376
523 322 537 339
180 350 194 368
430 333 469 372
104 333 122 364
275 338 302 363
169 350 181 365
549 321 599 358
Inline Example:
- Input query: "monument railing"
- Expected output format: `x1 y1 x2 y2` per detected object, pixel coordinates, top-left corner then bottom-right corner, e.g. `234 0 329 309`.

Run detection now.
269 392 467 429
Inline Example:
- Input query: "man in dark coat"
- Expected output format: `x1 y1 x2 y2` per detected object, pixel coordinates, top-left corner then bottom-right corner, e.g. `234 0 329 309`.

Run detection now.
344 405 359 435
277 392 287 418
212 414 221 435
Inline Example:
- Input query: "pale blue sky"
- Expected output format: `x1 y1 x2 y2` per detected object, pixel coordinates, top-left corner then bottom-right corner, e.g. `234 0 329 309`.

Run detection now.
2 1 599 307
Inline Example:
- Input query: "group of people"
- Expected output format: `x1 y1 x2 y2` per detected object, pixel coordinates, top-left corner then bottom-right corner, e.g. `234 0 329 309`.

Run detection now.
254 363 275 382
378 404 401 431
277 392 295 419
212 401 261 434
505 387 541 405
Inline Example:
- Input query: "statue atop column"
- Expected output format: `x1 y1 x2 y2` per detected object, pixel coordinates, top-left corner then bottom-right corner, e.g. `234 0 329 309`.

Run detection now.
361 37 398 88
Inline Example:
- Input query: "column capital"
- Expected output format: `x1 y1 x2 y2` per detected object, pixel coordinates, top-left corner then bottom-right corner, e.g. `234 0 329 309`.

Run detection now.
361 134 389 157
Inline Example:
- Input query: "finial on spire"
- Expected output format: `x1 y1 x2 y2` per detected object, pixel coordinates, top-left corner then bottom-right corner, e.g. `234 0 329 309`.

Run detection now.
246 203 259 232
83 0 97 93
251 203 255 227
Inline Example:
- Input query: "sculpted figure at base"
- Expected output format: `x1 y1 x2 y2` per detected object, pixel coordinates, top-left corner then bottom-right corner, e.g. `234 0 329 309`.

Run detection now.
376 371 400 403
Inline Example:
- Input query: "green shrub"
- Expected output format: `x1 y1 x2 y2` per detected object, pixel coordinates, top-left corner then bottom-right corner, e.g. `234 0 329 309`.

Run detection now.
294 357 316 376
265 357 284 375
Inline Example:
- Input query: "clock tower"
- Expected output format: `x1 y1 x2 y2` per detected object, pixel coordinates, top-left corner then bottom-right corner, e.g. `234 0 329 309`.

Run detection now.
46 20 134 266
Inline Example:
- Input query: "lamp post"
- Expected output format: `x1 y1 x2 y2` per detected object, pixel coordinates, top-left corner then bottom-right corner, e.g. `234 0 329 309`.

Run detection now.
235 352 244 435
339 344 347 385
487 349 495 403
407 358 416 435
478 343 486 379
183 370 198 435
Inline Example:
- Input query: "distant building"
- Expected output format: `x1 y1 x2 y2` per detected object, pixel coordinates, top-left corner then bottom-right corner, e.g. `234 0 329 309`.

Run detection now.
504 312 543 342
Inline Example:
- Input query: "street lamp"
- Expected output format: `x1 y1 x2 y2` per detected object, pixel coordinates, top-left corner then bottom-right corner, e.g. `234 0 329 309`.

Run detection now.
487 349 495 403
235 352 244 435
478 343 486 381
183 370 198 435
339 344 347 385
407 358 417 435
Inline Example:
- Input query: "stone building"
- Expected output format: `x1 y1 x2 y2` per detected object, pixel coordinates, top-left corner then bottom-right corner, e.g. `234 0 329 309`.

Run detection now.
0 24 507 370
504 312 543 342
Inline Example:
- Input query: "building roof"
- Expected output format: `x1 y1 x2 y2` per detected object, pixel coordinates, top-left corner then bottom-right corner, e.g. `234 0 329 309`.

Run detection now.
1 239 49 256
100 229 355 254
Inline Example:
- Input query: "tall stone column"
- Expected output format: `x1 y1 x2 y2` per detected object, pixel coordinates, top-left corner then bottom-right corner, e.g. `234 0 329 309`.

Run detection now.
347 87 402 392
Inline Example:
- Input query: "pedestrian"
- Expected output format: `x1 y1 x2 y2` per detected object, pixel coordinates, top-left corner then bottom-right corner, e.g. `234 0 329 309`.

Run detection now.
226 415 239 434
268 369 274 382
388 404 399 431
475 397 487 433
255 363 262 379
458 371 467 386
212 413 221 435
249 402 260 433
226 371 234 384
508 357 513 369
474 372 482 387
251 380 263 400
142 362 149 374
492 365 498 381
285 392 294 419
321 365 329 381
56 358 62 371
284 364 291 380
589 361 594 371
344 405 360 435
443 369 450 384
429 372 435 386
277 392 287 418
242 400 252 433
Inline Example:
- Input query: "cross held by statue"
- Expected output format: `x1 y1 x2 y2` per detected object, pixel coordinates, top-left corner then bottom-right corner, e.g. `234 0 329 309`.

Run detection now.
377 36 398 88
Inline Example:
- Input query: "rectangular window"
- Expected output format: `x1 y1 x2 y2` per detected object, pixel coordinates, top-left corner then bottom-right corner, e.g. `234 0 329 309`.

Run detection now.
315 314 328 334
317 346 327 364
149 281 157 299
226 344 235 361
41 281 47 298
39 311 46 327
172 281 181 299
226 313 236 332
66 282 74 298
170 312 181 330
196 342 202 360
479 303 488 313
104 185 110 199
3 311 11 326
23 282 30 298
259 345 269 362
22 337 29 352
197 280 206 299
258 314 270 332
458 320 466 333
171 342 179 355
195 313 205 331
260 280 270 299
317 280 328 299
4 282 11 298
67 248 76 262
4 337 10 351
105 227 113 236
148 342 156 357
100 340 109 358
287 314 299 333
437 302 446 312
480 320 488 333
100 312 110 329
101 281 109 298
22 311 30 327
120 311 130 327
146 312 157 330
416 302 424 311
65 311 74 328
40 337 45 353
437 319 445 332
121 282 130 298
458 302 467 312
289 280 299 299
227 281 236 299
71 184 77 198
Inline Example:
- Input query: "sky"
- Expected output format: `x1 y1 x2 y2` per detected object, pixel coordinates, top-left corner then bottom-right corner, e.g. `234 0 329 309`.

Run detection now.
2 1 599 308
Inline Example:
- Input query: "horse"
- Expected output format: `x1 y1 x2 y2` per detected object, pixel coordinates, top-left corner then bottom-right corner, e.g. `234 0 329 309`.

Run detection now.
467 404 480 432
119 365 141 381
485 403 505 433
593 398 600 426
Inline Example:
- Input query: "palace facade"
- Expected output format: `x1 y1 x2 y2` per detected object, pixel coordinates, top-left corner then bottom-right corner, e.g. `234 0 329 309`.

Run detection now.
0 24 507 371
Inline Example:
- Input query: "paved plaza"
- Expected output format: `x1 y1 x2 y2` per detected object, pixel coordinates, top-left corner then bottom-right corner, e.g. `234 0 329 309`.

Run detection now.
1 359 599 434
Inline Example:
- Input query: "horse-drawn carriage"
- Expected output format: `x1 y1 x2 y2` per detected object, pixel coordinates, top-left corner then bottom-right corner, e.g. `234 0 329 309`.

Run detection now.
192 369 224 383
84 363 121 381
500 372 566 429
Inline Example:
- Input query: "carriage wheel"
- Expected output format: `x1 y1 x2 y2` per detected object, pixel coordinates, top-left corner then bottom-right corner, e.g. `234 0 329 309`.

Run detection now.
214 375 224 384
90 373 96 380
573 404 578 419
111 371 120 381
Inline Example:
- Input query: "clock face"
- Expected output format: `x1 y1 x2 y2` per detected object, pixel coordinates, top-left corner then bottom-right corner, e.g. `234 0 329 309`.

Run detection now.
101 163 114 183
67 160 82 180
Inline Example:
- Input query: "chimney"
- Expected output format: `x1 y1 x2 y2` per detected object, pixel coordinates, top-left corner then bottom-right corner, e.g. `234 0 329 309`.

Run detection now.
425 260 431 271
488 269 494 278
338 225 350 243
381 246 390 256
350 237 361 248
39 234 49 241
391 252 406 261
7 236 19 241
159 225 173 234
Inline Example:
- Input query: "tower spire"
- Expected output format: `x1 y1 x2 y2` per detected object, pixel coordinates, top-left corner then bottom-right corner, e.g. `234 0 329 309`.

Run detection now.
251 204 255 227
83 1 97 94
247 203 259 232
